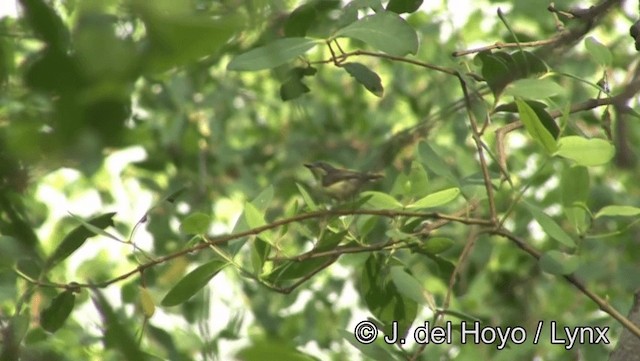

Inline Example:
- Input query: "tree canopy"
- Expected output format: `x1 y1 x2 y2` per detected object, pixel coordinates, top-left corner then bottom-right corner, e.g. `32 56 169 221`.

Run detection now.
2 0 640 360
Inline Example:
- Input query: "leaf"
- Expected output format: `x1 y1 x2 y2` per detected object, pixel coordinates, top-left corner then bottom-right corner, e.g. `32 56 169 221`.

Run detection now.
244 202 266 229
389 266 427 304
284 0 340 37
538 251 579 275
15 258 42 281
133 0 245 73
139 287 155 318
227 38 320 71
359 254 417 339
162 186 187 203
342 62 384 97
407 160 429 198
511 51 548 77
526 203 576 248
406 187 460 209
516 98 557 154
265 257 334 282
386 0 423 14
561 166 589 232
505 78 565 99
92 289 150 360
416 141 456 181
41 290 75 333
161 260 228 306
280 76 310 100
340 329 396 360
476 52 511 98
296 183 319 211
585 37 612 67
236 339 317 361
251 185 274 212
420 237 455 254
20 0 70 50
496 100 559 139
595 205 640 218
250 238 271 275
361 191 403 209
47 212 116 268
334 12 419 56
180 212 211 234
555 136 615 166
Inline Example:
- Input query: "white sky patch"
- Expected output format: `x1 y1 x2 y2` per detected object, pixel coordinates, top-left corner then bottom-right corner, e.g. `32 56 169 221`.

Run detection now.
0 1 18 18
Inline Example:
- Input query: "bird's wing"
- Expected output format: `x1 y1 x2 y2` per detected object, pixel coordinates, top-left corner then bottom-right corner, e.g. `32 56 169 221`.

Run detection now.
321 171 363 186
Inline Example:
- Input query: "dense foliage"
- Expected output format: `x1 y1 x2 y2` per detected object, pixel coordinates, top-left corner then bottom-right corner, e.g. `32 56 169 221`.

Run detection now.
2 0 640 360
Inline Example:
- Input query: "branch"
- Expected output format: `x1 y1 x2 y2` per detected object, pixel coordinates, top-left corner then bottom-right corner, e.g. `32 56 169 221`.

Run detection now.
493 228 640 340
18 208 491 290
453 0 623 57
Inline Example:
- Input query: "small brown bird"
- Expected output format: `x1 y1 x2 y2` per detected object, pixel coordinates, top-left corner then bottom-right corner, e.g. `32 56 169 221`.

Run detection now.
304 162 383 200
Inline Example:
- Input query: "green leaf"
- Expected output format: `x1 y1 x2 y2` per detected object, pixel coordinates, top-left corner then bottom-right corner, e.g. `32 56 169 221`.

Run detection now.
41 290 75 333
162 186 187 203
561 166 589 232
133 0 245 73
561 167 589 205
296 183 319 211
476 52 511 98
511 51 548 77
526 203 576 247
20 0 69 50
180 212 211 234
406 187 460 209
585 37 612 67
361 191 403 209
359 255 417 339
505 78 565 99
47 212 116 268
315 230 347 252
340 330 396 360
516 98 557 154
334 12 419 56
539 251 579 275
416 141 455 181
497 100 559 139
161 260 228 306
342 62 384 97
139 287 155 318
265 257 334 282
284 0 340 37
227 38 320 71
236 339 317 361
244 202 266 229
389 266 427 304
251 185 274 212
92 289 150 360
595 205 640 218
407 161 429 198
421 237 455 254
555 136 615 166
250 238 271 275
15 258 42 281
280 76 310 100
386 0 423 14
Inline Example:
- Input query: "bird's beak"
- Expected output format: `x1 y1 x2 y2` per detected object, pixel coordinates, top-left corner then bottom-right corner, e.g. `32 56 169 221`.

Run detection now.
304 163 314 169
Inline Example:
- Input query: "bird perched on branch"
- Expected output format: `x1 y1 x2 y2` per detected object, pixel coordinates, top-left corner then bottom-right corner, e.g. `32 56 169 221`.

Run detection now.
304 162 383 200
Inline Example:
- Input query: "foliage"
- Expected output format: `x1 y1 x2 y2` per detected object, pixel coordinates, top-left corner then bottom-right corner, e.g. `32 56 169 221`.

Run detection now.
1 0 640 360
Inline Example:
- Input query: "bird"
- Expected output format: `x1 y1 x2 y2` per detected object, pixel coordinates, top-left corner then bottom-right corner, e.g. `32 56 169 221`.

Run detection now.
304 161 383 200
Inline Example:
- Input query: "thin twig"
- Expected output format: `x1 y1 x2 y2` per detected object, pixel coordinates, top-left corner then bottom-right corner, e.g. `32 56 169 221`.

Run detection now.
18 208 491 290
493 228 640 340
457 73 498 223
